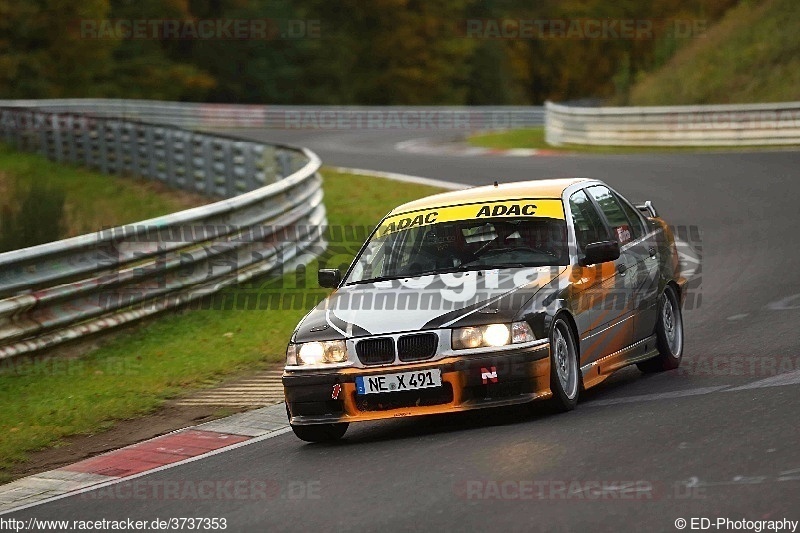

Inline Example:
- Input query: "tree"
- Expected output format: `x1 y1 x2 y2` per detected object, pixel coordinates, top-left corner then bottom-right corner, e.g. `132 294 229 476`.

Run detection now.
0 0 116 98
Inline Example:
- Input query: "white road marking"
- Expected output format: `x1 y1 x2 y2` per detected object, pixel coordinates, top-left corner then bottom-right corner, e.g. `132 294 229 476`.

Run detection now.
726 313 749 320
674 469 800 496
777 468 800 482
587 366 800 409
394 139 546 158
585 386 730 407
680 475 768 488
725 369 800 391
767 293 800 310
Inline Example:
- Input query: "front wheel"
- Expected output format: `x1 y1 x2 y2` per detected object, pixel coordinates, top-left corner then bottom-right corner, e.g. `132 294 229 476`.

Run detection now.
546 317 580 412
286 405 348 442
637 286 683 373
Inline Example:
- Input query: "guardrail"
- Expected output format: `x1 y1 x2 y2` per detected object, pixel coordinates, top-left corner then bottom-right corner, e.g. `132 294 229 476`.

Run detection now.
545 100 800 146
0 106 326 359
1 99 545 130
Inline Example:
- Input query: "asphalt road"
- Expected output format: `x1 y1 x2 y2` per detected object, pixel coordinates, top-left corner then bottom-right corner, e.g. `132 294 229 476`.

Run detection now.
10 129 800 532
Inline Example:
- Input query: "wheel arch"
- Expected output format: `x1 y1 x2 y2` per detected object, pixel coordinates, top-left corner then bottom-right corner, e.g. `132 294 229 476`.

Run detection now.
552 309 580 361
665 279 682 304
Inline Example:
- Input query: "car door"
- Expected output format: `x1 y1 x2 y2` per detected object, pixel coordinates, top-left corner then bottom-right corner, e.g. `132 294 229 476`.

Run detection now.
583 186 642 353
567 189 631 369
612 190 660 342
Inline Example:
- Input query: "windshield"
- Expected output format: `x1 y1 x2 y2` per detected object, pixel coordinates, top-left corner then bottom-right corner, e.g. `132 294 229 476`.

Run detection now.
346 201 569 284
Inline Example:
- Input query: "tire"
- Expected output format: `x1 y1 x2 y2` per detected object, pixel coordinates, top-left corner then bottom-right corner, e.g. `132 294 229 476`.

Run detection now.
286 404 348 442
637 285 684 373
546 316 580 412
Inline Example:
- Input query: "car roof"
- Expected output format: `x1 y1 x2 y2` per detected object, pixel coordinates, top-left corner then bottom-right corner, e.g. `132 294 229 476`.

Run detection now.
388 178 591 215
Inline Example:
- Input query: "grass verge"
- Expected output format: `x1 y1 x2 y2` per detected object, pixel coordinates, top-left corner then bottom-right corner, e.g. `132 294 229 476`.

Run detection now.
0 167 445 482
628 0 800 105
467 126 799 153
0 143 206 241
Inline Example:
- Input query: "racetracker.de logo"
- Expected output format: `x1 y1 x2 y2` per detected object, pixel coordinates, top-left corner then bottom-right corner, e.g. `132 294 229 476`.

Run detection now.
461 18 707 40
77 19 321 40
78 479 321 500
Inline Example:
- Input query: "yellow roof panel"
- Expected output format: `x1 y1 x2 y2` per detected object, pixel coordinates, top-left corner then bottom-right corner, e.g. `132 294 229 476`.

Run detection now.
389 178 587 215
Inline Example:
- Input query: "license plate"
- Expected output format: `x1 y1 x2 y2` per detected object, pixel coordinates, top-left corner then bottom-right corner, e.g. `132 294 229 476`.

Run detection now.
356 369 442 395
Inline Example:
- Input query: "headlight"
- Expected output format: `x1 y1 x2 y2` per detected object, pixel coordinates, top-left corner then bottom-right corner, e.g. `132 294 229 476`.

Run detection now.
511 321 535 343
451 326 483 349
286 343 299 365
286 340 348 366
451 321 535 350
483 323 510 346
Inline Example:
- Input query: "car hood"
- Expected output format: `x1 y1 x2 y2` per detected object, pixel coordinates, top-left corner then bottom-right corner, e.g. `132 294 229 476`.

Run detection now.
294 266 566 341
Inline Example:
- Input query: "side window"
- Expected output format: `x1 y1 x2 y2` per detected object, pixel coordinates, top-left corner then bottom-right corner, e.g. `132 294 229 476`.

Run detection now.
587 185 637 245
568 190 609 252
614 193 647 239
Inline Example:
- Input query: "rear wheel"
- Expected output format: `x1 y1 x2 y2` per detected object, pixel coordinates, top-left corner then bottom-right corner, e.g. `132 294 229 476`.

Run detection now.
547 317 580 412
286 405 348 442
637 286 683 373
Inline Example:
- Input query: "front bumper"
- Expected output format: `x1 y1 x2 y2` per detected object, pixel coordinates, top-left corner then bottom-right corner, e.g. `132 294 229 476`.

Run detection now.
283 342 551 425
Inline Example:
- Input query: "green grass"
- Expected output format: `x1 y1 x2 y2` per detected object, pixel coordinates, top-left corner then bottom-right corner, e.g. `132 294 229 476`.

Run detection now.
0 167 445 482
466 126 788 153
628 0 800 105
468 127 553 151
0 144 205 240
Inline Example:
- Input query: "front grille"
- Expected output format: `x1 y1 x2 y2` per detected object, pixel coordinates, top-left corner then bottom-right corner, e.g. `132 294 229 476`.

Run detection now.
354 383 454 412
397 333 438 362
355 337 395 365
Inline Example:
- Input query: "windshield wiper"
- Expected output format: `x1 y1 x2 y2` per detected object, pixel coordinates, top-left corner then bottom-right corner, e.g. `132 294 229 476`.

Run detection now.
404 264 483 278
346 274 406 285
459 261 537 270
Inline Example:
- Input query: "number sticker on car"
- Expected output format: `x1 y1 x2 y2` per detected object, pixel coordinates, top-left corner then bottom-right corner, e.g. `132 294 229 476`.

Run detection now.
356 370 442 395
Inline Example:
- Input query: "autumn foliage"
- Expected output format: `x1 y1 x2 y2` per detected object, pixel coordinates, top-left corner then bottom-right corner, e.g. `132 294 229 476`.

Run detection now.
0 0 739 104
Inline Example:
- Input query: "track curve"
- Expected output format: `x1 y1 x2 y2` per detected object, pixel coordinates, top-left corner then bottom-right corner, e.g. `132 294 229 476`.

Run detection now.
9 128 800 532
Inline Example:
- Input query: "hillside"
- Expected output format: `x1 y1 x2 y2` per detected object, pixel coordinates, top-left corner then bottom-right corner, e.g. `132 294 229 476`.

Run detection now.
627 0 800 105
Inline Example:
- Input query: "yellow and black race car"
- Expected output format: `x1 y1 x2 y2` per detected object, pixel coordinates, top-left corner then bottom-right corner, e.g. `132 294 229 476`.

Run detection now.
283 178 686 442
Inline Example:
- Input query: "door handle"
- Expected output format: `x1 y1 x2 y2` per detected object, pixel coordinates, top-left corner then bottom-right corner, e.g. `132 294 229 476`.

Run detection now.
617 264 627 275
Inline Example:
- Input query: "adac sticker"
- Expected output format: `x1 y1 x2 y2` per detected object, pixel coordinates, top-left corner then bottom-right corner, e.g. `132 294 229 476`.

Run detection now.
378 199 565 237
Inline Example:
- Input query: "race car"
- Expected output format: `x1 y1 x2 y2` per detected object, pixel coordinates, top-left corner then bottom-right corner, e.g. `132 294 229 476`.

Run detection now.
283 178 686 442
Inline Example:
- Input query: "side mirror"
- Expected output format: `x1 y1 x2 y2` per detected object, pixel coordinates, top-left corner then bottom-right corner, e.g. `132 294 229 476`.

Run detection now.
635 200 658 218
318 269 342 288
579 241 620 266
